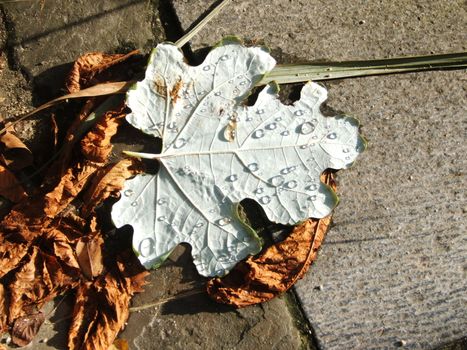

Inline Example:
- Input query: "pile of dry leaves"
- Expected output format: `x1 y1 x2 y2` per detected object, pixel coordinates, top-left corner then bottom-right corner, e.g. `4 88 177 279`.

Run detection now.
0 50 334 349
0 52 147 349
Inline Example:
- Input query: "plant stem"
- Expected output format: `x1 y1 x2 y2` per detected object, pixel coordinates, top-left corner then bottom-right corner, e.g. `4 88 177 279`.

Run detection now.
259 52 467 85
175 0 231 48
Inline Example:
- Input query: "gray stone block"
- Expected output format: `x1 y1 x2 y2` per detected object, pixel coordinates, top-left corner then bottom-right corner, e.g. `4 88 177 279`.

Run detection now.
2 0 164 99
171 1 467 349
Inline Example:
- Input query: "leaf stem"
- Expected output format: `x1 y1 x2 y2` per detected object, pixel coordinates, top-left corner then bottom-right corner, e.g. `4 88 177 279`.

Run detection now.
175 0 231 48
259 52 467 85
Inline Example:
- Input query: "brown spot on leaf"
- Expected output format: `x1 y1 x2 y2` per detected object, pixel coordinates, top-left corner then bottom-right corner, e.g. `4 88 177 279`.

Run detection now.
170 78 183 104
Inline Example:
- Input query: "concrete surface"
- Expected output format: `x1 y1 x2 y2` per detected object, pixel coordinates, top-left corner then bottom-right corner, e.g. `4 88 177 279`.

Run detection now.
171 0 467 349
3 0 164 101
1 0 466 349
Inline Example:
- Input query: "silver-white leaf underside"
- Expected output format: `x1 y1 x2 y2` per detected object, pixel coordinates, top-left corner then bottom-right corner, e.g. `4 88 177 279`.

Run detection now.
111 39 366 277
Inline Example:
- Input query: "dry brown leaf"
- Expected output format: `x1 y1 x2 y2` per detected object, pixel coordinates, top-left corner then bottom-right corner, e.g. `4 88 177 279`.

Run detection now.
7 246 78 323
80 158 143 217
80 106 125 163
75 232 104 280
207 173 335 308
44 228 81 272
109 339 129 350
0 239 29 279
66 51 139 93
44 161 100 218
0 284 8 332
68 255 149 350
0 164 27 203
11 311 45 347
0 124 33 171
44 99 98 183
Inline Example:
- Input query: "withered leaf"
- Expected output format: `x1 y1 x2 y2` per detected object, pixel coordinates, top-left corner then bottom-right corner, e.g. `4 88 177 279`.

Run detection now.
0 124 33 171
0 164 27 203
0 284 8 332
66 51 139 93
44 228 80 271
207 173 335 308
8 246 78 323
68 256 149 350
44 161 100 218
11 311 45 347
80 106 125 163
109 339 129 350
76 232 104 280
80 158 143 217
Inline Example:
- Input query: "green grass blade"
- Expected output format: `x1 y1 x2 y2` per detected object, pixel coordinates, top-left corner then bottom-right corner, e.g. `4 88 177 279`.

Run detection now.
259 52 467 85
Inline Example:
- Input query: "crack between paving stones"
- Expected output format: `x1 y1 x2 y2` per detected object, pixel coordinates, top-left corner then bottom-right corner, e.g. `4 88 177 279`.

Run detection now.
157 0 196 63
285 290 321 350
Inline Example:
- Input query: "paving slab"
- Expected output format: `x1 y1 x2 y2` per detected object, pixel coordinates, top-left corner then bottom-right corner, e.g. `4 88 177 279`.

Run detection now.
171 1 467 349
2 0 164 101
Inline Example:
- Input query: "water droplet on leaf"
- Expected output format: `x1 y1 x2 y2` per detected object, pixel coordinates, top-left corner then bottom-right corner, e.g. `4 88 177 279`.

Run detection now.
226 174 238 182
269 175 285 187
281 130 290 136
253 129 265 139
173 138 187 149
259 196 271 204
217 217 231 226
124 189 134 197
285 180 297 189
247 163 259 172
254 187 264 195
294 110 305 116
220 55 229 61
131 201 138 207
157 198 167 205
139 238 155 257
299 122 315 135
327 132 337 140
256 109 265 115
280 166 296 175
266 122 277 130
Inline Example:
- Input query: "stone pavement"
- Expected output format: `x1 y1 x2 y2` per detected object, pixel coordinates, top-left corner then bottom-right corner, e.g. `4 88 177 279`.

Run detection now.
1 0 466 349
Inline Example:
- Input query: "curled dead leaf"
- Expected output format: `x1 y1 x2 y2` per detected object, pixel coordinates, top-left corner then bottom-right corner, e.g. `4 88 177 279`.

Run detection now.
11 312 45 347
109 339 129 350
44 161 100 218
66 51 139 93
76 232 104 281
80 158 143 217
207 173 335 308
0 285 7 332
80 106 126 163
0 164 27 203
68 255 149 350
0 124 33 171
